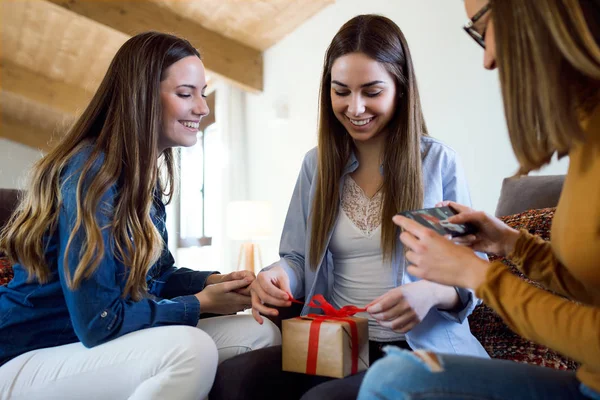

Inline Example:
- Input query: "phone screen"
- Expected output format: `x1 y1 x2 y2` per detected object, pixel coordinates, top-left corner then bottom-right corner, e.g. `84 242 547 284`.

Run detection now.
397 206 475 237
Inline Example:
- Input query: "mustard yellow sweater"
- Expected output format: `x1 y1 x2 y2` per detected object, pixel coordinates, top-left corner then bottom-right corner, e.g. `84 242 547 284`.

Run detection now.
476 114 600 393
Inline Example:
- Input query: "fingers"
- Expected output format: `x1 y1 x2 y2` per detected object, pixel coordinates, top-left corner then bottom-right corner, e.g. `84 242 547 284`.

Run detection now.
228 292 252 308
405 250 421 267
376 311 418 333
251 288 280 320
441 201 472 214
368 297 410 320
406 265 426 279
260 273 291 303
452 235 477 247
365 293 385 309
393 216 439 240
253 277 291 307
251 291 264 324
223 270 256 282
252 307 264 325
235 270 256 280
399 231 423 253
220 277 254 292
205 273 222 286
276 272 292 295
235 286 252 296
394 318 419 333
447 210 485 225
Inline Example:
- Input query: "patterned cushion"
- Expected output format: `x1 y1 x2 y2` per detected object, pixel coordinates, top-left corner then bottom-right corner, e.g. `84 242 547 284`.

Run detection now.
0 256 13 286
468 207 578 370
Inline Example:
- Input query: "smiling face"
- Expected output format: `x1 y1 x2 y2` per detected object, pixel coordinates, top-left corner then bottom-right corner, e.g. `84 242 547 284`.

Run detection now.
158 55 209 152
330 52 397 144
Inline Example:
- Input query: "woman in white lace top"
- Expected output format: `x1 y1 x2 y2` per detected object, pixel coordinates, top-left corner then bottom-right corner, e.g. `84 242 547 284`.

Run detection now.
210 14 487 400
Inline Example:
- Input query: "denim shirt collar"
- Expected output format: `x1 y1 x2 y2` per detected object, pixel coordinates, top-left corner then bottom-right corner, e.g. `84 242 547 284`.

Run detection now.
342 150 384 176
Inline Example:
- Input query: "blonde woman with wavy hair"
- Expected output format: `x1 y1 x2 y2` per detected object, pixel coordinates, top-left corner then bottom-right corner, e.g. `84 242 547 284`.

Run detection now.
0 32 280 400
359 1 600 399
211 15 487 400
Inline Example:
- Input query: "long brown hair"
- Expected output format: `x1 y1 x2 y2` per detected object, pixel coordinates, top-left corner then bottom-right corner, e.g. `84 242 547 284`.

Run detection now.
0 32 200 300
309 15 428 269
493 0 600 174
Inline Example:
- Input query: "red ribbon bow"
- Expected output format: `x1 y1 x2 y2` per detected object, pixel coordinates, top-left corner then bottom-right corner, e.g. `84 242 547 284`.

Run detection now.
287 294 367 375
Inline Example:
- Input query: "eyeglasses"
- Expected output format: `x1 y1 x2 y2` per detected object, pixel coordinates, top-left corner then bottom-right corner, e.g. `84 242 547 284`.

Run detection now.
463 3 491 49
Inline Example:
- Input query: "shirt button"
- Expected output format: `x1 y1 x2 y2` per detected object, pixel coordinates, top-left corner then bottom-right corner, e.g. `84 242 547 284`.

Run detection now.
100 311 108 318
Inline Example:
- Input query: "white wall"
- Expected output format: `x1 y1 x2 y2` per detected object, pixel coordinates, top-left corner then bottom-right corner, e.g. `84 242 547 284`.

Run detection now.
244 0 569 265
0 139 43 189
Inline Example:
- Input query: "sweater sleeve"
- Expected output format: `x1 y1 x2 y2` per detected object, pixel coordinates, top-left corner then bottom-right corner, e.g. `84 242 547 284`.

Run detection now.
508 230 596 303
476 264 600 368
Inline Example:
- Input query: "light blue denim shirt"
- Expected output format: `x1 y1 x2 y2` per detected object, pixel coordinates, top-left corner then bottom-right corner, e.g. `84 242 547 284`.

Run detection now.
265 136 489 358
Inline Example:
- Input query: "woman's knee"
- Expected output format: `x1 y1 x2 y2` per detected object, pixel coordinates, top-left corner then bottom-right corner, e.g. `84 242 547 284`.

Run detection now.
172 326 218 361
253 317 282 348
359 349 440 399
151 326 218 378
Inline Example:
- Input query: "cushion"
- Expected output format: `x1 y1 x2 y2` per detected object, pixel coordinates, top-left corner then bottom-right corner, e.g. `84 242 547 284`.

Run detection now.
0 257 13 286
469 207 578 370
495 175 564 217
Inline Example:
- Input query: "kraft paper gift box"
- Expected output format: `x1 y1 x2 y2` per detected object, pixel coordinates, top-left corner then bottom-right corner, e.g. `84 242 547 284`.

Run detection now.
282 315 369 378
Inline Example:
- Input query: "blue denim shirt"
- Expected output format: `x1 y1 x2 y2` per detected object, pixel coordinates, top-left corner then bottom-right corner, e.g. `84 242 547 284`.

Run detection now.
266 137 489 357
0 149 216 367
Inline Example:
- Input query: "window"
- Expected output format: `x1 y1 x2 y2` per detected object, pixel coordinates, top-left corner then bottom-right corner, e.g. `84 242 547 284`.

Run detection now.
177 92 220 261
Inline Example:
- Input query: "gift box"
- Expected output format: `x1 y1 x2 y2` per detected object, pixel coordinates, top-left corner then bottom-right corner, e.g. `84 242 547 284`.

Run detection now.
282 314 369 378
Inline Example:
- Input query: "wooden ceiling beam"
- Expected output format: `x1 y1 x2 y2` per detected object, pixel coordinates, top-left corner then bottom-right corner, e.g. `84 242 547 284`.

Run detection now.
0 59 93 117
46 0 263 92
0 115 55 153
0 91 75 152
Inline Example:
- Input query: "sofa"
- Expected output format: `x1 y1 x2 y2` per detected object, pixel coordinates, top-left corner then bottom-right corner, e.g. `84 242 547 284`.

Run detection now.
467 175 576 369
0 177 577 370
0 189 20 285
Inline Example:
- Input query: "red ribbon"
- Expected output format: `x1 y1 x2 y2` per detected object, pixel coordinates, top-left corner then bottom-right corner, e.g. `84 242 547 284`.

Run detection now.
288 294 367 375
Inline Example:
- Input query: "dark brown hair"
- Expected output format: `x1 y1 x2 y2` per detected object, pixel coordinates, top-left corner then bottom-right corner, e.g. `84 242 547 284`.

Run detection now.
309 15 428 269
0 32 200 300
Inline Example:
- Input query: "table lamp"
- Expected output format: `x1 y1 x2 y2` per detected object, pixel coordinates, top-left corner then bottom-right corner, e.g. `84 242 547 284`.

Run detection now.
226 201 272 274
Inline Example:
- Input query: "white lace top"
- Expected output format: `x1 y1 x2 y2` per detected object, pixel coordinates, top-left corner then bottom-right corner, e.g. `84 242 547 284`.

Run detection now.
330 175 405 342
340 175 382 236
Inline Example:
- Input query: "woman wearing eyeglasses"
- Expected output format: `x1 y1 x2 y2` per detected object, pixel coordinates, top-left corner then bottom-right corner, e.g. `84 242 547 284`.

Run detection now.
358 1 600 399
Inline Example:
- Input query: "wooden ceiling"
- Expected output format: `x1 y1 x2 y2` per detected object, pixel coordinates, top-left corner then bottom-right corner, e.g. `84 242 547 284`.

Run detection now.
0 0 333 150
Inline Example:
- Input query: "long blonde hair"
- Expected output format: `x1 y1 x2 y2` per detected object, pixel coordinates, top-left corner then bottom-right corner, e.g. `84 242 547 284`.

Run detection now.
493 0 600 174
0 32 199 301
309 15 428 269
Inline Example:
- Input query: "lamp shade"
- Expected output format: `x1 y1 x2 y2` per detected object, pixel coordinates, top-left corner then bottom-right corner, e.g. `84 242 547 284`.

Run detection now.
226 201 272 240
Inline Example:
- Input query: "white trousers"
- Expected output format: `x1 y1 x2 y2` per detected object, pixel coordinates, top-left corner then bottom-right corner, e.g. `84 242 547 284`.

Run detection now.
0 315 280 400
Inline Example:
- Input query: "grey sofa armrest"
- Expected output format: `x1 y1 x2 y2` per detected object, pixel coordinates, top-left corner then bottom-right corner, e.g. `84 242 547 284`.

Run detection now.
495 175 565 217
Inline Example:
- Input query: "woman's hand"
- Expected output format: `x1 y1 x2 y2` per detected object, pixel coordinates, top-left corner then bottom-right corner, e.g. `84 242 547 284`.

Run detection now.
393 215 491 289
206 270 256 296
250 266 292 324
195 277 253 315
366 281 439 333
436 201 520 257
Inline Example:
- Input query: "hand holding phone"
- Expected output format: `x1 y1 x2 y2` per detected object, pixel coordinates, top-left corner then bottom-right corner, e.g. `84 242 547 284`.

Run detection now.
397 206 476 238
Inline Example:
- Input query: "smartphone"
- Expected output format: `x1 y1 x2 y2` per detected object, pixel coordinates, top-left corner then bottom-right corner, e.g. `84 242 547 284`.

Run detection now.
397 206 476 238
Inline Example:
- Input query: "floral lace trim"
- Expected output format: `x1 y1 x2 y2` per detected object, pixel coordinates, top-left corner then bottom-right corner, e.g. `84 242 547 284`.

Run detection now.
340 175 382 236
